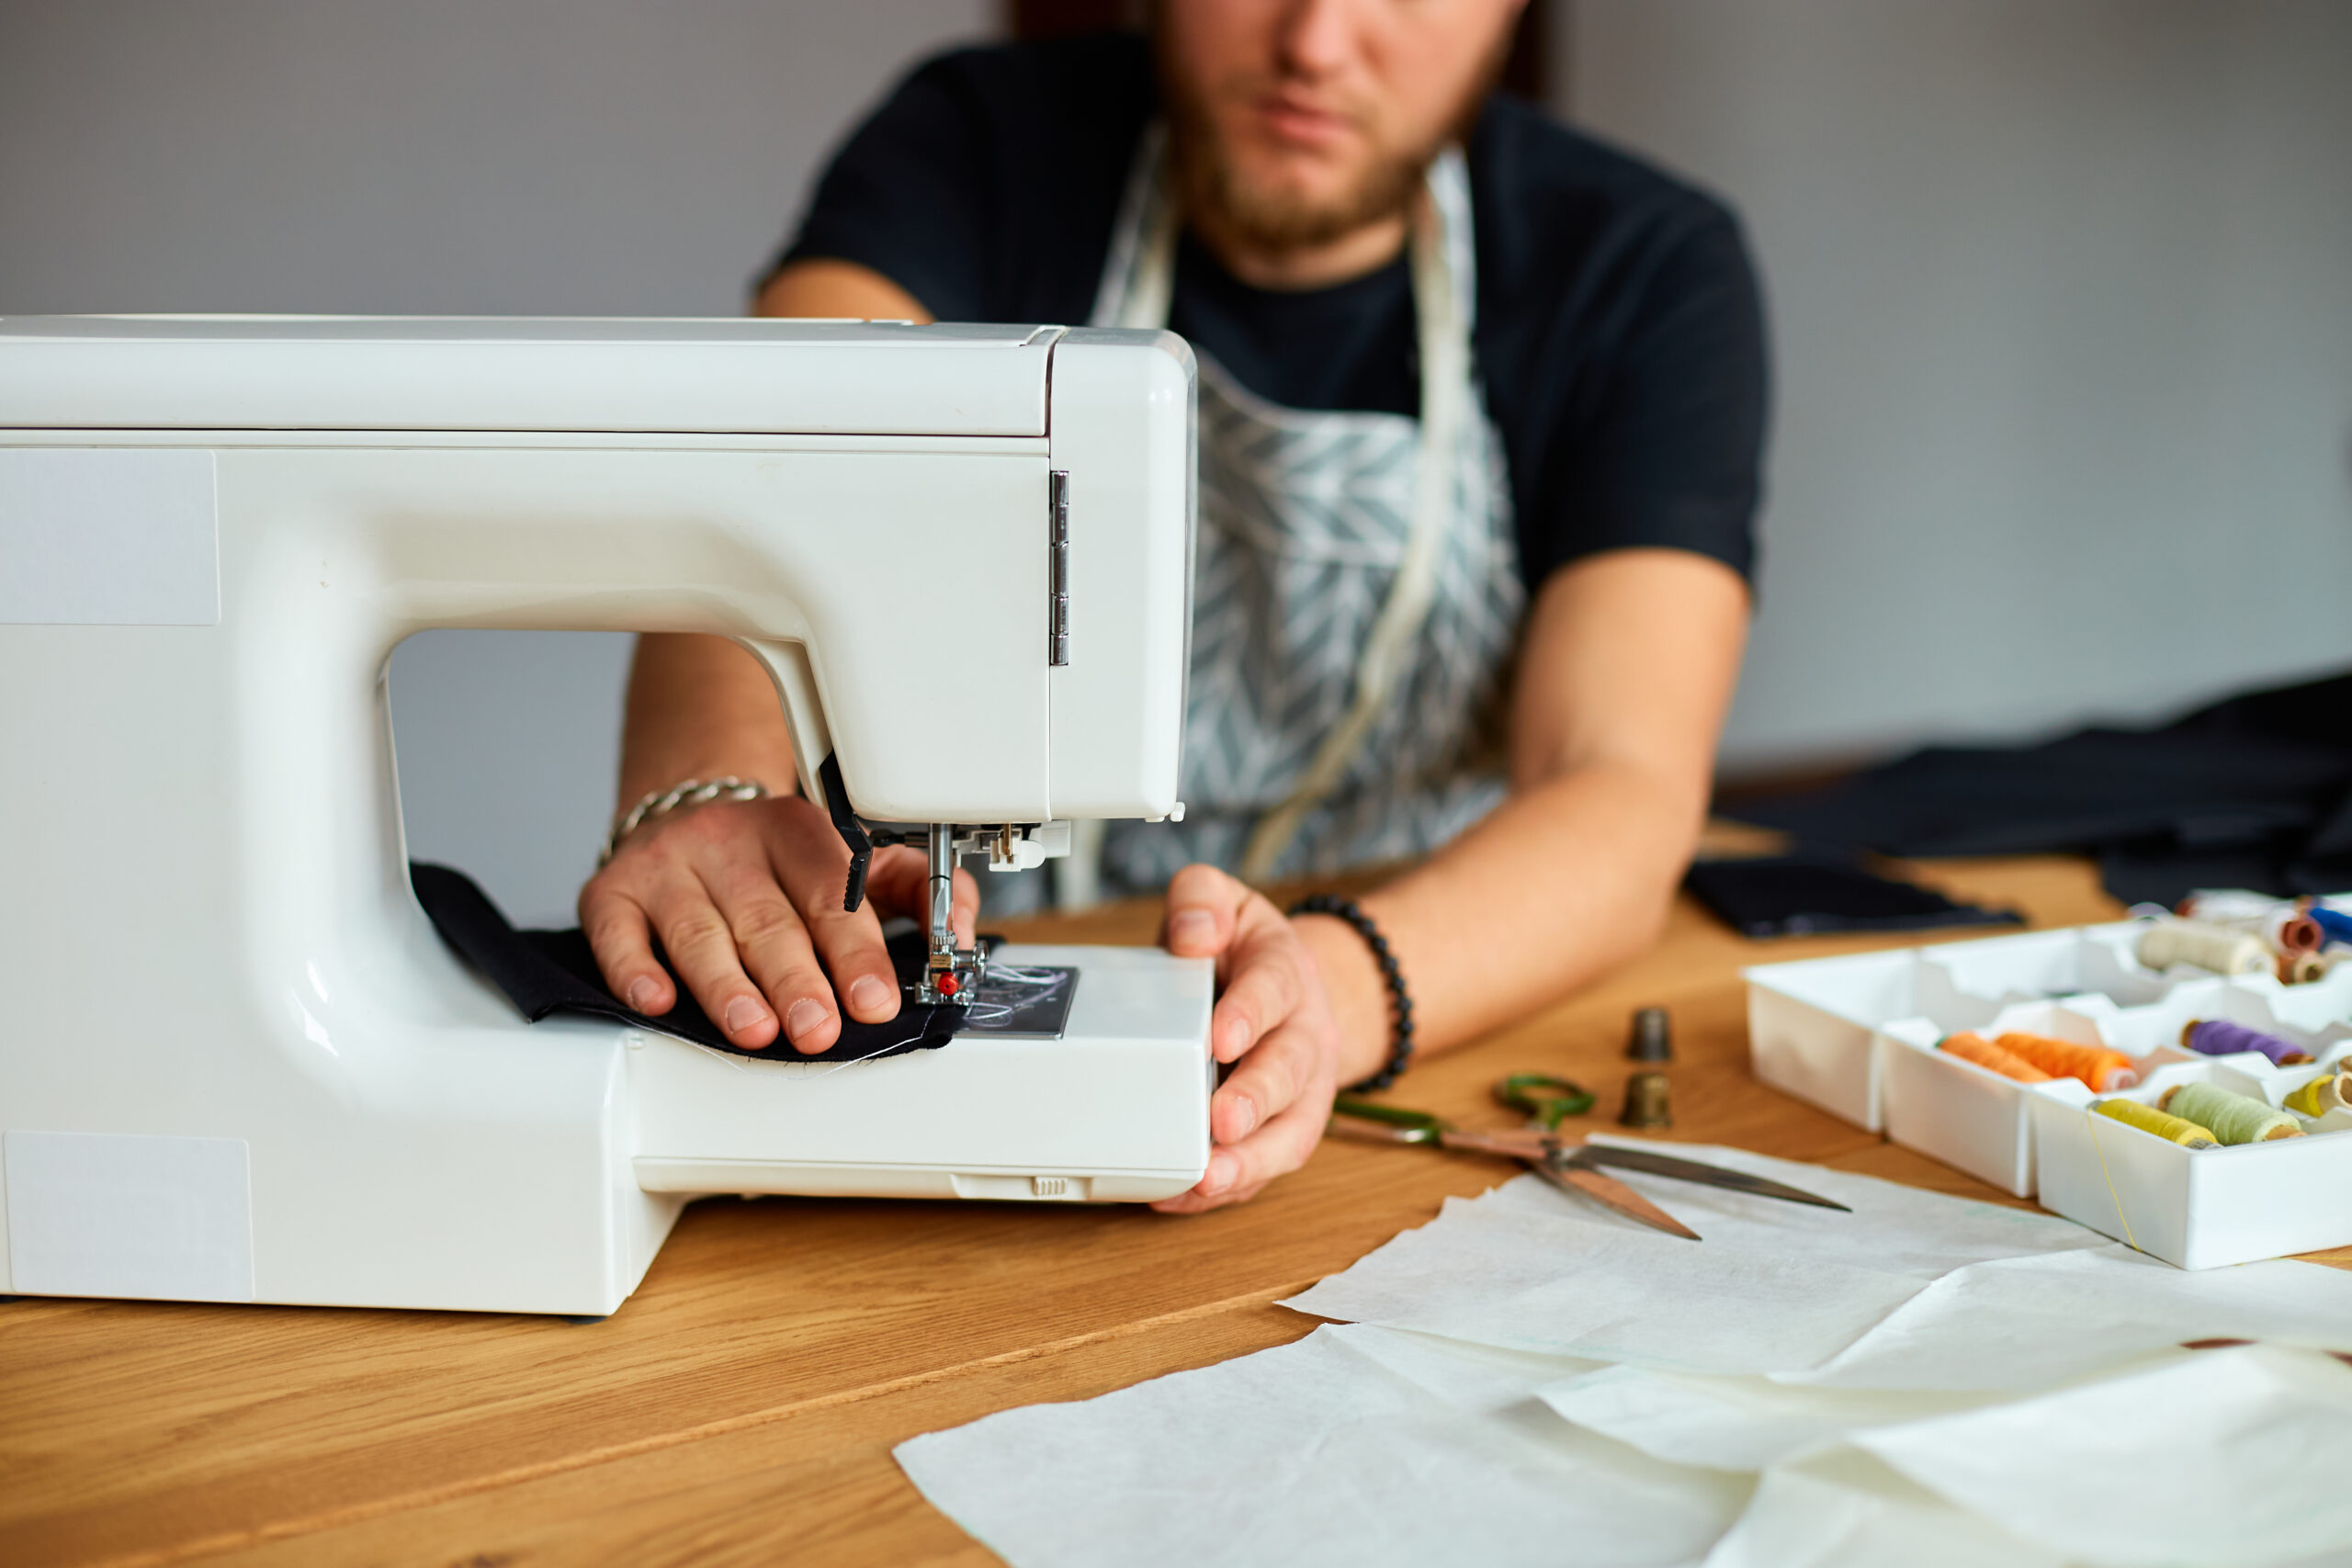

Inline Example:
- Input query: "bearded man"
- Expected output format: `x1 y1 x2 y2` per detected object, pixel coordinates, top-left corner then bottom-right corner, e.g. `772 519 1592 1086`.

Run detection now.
580 0 1767 1212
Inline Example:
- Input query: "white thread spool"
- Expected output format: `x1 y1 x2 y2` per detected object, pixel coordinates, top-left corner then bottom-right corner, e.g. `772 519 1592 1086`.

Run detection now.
2136 919 2268 976
2174 893 2322 957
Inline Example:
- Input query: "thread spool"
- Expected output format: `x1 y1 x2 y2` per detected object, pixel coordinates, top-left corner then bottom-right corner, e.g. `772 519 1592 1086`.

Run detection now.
2093 1098 2218 1149
2282 951 2329 986
1626 1007 1672 1062
1993 1031 2140 1092
2308 906 2352 950
2180 1018 2315 1067
2136 919 2269 977
2276 913 2325 954
2283 1070 2352 1119
2159 1082 2304 1144
1938 1032 2052 1084
1619 1071 1672 1130
2173 894 2323 956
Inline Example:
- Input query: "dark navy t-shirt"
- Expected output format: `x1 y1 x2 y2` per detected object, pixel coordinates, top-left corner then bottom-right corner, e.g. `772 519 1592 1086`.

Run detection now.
770 32 1768 592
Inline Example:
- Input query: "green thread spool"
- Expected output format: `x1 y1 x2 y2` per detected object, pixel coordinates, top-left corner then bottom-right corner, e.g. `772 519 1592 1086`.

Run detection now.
2283 1070 2352 1119
2093 1098 2217 1149
2159 1082 2303 1145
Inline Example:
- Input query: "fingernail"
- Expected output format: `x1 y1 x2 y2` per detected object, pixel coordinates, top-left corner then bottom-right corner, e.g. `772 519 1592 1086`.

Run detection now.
723 996 770 1035
847 976 892 1018
1225 1096 1260 1141
1199 1154 1233 1195
1170 909 1215 950
1220 1016 1254 1057
785 998 828 1043
624 977 659 1013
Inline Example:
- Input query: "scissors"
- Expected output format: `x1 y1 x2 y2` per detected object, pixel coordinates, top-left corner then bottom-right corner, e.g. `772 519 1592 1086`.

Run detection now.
1328 1077 1849 1240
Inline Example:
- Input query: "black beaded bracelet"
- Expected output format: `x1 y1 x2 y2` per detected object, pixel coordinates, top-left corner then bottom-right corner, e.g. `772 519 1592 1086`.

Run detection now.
1289 894 1415 1092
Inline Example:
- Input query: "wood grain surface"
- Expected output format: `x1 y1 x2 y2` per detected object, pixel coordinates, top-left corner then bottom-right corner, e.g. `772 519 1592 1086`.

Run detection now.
4 853 2342 1567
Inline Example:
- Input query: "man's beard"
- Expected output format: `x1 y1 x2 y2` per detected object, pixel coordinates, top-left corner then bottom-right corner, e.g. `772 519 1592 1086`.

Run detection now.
1163 89 1435 254
1170 107 1432 253
1155 27 1514 255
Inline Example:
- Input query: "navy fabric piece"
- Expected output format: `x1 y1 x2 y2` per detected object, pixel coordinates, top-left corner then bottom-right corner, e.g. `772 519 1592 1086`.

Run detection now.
410 862 959 1062
1684 853 2023 940
767 31 1769 592
1725 672 2352 908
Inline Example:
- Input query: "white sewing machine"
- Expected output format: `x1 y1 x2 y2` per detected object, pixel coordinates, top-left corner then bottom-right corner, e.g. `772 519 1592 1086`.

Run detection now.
0 316 1209 1315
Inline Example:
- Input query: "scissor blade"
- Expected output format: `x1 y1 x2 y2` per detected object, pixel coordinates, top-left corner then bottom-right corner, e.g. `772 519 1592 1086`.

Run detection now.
1573 1144 1852 1212
1325 1117 1432 1148
1537 1155 1701 1240
1436 1127 1555 1161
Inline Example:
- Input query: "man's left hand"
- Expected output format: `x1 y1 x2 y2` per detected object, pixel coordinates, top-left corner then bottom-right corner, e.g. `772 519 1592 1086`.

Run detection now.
1151 864 1353 1213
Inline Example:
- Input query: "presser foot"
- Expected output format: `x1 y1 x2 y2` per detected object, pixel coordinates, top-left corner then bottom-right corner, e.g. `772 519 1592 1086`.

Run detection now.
914 947 987 1008
904 952 1081 1038
915 819 983 1008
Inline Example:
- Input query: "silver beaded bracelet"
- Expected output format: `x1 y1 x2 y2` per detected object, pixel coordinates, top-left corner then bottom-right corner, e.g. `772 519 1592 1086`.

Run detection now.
598 776 770 867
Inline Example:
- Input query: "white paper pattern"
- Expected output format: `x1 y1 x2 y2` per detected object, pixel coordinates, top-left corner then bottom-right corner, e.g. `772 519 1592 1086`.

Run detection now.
1283 1146 2352 1390
1848 1346 2352 1567
900 1146 2352 1567
1702 1448 2064 1568
897 1323 1749 1568
1541 1366 1995 1472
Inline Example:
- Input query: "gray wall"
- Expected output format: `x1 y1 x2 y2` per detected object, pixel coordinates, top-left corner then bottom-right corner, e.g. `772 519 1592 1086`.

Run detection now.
1564 0 2352 771
0 1 991 924
6 2 2348 920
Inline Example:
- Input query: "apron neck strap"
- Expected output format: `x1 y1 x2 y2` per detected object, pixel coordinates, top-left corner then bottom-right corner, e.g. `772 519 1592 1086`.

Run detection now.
1087 127 1483 888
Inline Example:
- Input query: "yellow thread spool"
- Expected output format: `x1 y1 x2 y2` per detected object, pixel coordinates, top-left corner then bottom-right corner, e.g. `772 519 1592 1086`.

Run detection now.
2093 1098 2218 1149
2284 1070 2352 1119
2159 1082 2304 1144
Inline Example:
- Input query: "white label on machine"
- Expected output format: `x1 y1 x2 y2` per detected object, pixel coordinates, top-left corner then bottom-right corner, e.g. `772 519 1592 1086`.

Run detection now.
0 447 219 624
5 1131 254 1301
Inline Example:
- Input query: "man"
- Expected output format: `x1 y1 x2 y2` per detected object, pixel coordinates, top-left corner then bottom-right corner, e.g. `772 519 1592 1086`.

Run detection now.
580 0 1764 1213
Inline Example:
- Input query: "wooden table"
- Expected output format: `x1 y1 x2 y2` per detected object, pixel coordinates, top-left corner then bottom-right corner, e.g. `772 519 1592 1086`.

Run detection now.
6 854 2341 1566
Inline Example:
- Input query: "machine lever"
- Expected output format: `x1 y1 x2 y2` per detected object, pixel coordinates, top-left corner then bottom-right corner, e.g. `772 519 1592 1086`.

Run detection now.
817 753 873 912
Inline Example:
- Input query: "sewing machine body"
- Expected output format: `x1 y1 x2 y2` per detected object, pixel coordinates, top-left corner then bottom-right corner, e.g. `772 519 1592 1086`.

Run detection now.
0 317 1210 1315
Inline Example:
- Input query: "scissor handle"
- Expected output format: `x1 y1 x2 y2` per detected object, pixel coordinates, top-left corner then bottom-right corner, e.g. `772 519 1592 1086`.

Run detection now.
1494 1073 1595 1130
1331 1096 1444 1142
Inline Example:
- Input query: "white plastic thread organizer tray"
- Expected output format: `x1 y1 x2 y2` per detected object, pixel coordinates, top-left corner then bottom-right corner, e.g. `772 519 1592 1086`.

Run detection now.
1746 918 2352 1268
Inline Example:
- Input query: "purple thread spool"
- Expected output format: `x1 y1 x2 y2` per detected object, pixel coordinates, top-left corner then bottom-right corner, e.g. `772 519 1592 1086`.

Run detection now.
2182 1018 2311 1066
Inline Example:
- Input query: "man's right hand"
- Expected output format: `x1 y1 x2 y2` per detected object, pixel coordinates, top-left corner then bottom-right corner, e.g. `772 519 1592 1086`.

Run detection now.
582 264 962 1055
580 794 977 1054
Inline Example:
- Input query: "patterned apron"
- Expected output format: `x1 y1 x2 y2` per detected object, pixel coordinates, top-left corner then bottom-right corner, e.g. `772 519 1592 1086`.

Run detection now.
1066 130 1525 905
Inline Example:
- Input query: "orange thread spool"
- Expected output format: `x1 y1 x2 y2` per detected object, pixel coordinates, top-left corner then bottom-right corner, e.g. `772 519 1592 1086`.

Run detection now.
1938 1032 2053 1084
1992 1031 2139 1092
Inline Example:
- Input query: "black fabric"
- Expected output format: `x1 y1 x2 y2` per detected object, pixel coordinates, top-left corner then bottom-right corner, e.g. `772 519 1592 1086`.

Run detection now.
770 31 1768 592
1724 672 2352 908
1684 853 2023 940
410 862 959 1062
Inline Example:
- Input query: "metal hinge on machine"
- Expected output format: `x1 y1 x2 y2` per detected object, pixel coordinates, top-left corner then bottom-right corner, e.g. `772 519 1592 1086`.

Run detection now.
1048 468 1069 666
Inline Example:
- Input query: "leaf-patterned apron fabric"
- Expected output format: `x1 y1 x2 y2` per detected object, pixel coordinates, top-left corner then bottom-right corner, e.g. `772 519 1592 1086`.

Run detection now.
1081 129 1524 897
